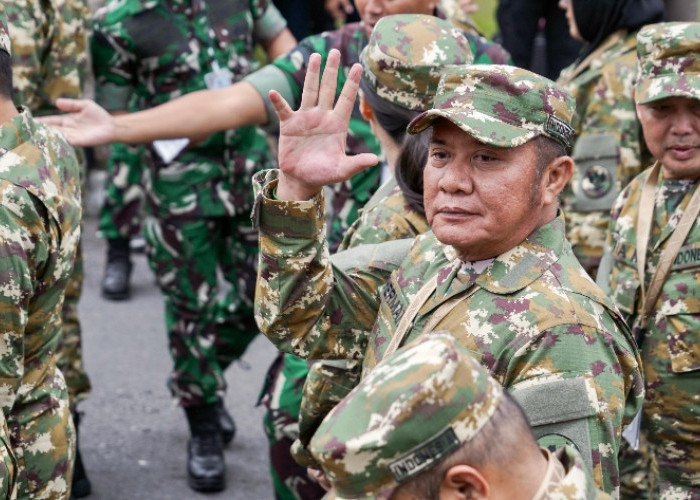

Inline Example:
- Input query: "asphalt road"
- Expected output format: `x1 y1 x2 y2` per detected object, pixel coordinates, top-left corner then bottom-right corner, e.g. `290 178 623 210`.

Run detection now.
77 208 278 499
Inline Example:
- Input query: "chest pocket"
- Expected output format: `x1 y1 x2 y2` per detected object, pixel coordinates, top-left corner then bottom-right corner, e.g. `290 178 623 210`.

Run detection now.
661 242 700 373
125 9 196 94
571 133 620 212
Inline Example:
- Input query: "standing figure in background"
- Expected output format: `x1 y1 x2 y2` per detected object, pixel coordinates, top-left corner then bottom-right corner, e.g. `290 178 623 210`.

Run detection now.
0 7 82 498
496 0 582 79
90 0 295 492
557 0 663 279
4 0 94 496
604 22 700 498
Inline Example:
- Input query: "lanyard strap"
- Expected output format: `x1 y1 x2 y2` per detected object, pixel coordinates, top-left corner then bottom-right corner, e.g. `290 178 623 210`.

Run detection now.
636 162 700 325
382 260 470 360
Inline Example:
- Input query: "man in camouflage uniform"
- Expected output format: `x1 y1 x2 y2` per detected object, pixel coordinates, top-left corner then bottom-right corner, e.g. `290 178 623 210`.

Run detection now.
0 9 82 498
90 0 295 492
261 15 471 498
255 52 645 497
311 334 608 500
556 0 662 278
4 0 93 496
604 22 700 498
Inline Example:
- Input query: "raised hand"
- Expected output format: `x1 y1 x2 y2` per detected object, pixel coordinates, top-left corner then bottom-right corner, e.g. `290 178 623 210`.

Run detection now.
37 98 116 147
270 48 379 201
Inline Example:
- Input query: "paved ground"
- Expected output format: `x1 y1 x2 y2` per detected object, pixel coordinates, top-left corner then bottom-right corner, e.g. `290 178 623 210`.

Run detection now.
77 207 278 499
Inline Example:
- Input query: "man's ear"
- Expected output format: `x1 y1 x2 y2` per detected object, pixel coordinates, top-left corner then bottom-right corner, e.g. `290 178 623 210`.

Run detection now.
541 155 574 206
439 464 489 500
359 94 373 121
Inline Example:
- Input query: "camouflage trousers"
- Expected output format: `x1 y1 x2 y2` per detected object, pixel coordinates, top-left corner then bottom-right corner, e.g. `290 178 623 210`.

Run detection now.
0 418 17 499
259 353 325 500
143 213 259 407
639 323 700 498
97 145 145 240
56 240 92 411
8 370 75 499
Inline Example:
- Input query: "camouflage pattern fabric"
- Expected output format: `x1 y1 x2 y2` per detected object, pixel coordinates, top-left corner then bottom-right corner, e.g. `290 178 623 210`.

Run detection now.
607 169 700 498
97 143 146 241
244 13 509 250
92 0 285 407
0 110 82 499
558 30 652 278
634 22 700 105
0 414 17 499
254 171 644 496
5 0 92 413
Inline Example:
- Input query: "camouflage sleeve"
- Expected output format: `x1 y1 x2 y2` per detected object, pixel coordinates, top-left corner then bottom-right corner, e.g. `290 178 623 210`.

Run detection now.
251 0 287 42
254 175 383 360
508 320 643 496
91 15 136 111
464 31 512 66
7 0 90 115
0 186 52 415
0 414 17 499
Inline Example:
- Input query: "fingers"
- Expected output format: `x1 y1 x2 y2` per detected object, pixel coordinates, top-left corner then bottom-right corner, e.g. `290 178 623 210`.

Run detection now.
54 97 86 113
35 114 64 127
318 49 341 109
340 152 380 179
333 62 362 123
300 53 322 110
269 90 294 122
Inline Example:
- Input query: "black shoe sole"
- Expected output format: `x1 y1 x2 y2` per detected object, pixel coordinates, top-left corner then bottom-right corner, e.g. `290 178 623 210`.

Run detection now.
70 477 92 498
187 474 225 493
101 289 130 301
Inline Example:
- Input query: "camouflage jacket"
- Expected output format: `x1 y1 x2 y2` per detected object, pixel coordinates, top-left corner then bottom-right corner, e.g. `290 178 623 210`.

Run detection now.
538 446 611 500
557 29 652 275
254 176 644 497
0 110 81 433
92 0 285 218
607 168 700 352
4 0 90 115
245 16 509 248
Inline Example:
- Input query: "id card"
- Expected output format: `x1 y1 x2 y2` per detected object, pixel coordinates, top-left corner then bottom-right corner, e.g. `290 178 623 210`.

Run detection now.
204 64 234 90
153 138 190 163
622 409 642 450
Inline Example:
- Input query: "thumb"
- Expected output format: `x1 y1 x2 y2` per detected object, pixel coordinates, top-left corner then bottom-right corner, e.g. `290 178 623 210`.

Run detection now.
339 152 379 178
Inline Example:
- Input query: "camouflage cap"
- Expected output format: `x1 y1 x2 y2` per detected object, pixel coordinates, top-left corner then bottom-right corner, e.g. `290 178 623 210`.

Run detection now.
0 6 10 55
309 334 504 500
359 14 474 112
635 22 700 105
407 64 576 150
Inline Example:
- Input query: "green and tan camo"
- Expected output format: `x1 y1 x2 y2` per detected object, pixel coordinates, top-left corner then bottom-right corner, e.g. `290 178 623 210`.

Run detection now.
254 170 644 496
635 22 700 105
4 0 90 116
0 110 82 499
558 30 653 277
408 64 575 150
244 9 509 249
310 334 503 500
359 14 473 112
607 169 700 498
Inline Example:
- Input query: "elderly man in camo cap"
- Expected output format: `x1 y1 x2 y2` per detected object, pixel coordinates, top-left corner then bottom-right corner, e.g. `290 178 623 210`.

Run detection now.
310 334 607 500
255 45 644 495
603 22 700 497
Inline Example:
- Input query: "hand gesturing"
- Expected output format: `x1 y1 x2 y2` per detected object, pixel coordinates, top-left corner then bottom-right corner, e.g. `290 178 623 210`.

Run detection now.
270 49 379 201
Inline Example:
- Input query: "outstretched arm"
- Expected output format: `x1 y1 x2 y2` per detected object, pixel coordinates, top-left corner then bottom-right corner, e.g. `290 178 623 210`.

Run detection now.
271 48 378 201
40 81 267 147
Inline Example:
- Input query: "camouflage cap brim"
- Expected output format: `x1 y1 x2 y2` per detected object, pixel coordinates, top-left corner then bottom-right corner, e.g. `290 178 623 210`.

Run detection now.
407 107 540 148
635 74 700 104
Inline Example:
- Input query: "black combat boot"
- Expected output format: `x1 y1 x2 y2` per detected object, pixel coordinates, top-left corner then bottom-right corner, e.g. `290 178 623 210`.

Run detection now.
101 237 133 300
70 412 92 499
185 404 226 492
217 399 236 446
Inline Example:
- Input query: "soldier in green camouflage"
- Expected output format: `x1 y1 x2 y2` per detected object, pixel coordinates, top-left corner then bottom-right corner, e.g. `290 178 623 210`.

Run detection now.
556 0 663 279
284 14 470 476
90 0 297 492
0 9 82 498
4 0 93 496
603 22 700 499
310 334 609 500
254 51 645 497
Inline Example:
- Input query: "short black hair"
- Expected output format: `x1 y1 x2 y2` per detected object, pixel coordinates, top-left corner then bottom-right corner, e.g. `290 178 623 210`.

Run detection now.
0 50 13 100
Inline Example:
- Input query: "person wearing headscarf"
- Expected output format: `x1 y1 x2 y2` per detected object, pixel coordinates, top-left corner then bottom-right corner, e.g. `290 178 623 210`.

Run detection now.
556 0 663 279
